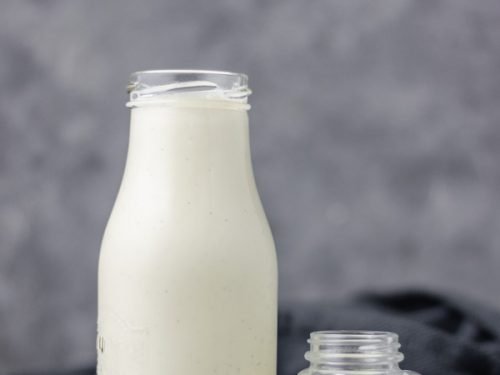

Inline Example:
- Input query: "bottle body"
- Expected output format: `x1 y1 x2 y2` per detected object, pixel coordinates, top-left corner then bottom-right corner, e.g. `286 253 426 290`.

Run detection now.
97 82 277 375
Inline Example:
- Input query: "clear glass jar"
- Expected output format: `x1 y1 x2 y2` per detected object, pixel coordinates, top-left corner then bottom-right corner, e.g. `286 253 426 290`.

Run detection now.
298 331 420 375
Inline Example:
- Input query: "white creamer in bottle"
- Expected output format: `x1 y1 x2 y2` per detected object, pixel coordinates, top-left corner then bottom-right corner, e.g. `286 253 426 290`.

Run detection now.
97 70 277 375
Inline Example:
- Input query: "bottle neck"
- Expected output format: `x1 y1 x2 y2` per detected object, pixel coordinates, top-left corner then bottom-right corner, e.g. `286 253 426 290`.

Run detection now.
302 331 416 375
122 105 253 199
123 70 252 189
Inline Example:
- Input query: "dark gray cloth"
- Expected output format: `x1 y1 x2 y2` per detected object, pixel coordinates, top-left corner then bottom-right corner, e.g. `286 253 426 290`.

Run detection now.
279 290 500 375
16 290 500 375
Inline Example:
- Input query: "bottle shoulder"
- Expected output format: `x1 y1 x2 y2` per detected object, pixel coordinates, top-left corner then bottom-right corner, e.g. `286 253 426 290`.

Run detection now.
100 199 275 253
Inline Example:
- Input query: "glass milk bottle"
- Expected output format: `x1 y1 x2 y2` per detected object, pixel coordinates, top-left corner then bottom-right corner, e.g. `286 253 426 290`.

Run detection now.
97 70 278 375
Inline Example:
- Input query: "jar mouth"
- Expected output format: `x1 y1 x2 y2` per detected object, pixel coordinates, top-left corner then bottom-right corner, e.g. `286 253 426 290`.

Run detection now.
301 331 419 375
310 331 399 341
127 70 251 109
306 331 403 365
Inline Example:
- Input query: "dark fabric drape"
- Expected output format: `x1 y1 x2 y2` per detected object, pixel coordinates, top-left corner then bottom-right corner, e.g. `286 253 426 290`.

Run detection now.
16 290 500 375
279 290 500 375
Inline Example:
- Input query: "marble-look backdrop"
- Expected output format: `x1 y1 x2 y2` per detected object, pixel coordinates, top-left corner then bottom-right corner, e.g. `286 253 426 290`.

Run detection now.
1 0 500 372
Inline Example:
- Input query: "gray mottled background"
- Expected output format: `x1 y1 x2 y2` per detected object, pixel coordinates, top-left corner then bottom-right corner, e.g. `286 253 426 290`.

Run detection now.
1 0 500 372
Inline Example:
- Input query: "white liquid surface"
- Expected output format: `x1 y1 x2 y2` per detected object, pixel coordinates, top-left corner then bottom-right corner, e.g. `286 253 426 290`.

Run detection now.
97 99 277 375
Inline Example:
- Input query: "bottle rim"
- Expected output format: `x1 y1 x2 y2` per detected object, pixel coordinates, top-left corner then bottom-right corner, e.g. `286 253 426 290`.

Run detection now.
302 330 420 374
126 69 251 109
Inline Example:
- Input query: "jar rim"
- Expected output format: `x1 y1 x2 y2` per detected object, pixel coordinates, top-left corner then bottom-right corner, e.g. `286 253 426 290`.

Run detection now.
301 330 420 374
310 330 399 340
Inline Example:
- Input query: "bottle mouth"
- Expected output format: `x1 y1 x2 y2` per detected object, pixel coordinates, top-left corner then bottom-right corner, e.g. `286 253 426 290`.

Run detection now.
126 70 251 109
305 331 405 372
309 330 400 346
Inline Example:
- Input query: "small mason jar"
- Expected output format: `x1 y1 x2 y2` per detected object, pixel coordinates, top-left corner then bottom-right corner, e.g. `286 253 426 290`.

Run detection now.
298 331 420 375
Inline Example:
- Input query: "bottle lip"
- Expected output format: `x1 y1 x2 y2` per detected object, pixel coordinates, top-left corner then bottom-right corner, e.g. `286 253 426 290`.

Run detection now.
306 331 403 362
302 331 420 375
126 69 251 109
309 330 399 341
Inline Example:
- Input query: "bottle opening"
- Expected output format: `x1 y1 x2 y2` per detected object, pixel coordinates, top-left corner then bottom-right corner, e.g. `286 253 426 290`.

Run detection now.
301 331 420 375
126 70 251 109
